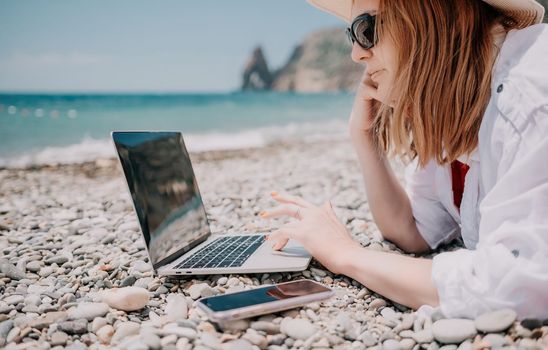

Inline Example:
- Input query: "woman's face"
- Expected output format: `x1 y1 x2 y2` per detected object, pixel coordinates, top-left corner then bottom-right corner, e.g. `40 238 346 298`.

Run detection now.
350 0 397 101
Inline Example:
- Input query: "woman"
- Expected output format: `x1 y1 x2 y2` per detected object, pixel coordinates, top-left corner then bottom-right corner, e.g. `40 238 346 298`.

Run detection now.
261 0 548 319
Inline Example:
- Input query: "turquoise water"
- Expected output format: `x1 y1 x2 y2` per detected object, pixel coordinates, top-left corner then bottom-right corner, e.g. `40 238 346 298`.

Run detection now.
0 92 354 167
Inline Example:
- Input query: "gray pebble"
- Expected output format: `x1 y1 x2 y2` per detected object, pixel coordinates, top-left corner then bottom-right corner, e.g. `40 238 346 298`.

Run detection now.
383 339 402 350
439 345 458 350
39 266 54 277
412 328 434 344
226 277 240 286
520 318 543 330
250 320 280 334
0 320 14 339
111 321 140 344
26 260 41 272
121 275 137 287
360 331 378 347
280 318 316 340
310 267 327 277
0 259 26 280
223 339 254 350
187 282 213 300
399 338 415 350
200 332 221 349
482 333 507 348
45 255 69 265
162 326 197 340
3 295 24 305
380 307 399 320
432 319 477 344
369 299 387 310
475 309 516 333
58 319 89 334
50 331 69 346
28 311 68 329
456 340 473 350
67 302 109 321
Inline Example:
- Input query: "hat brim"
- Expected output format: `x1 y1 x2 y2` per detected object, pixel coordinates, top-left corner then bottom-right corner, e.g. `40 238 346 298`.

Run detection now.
306 0 545 28
483 0 545 28
306 0 353 23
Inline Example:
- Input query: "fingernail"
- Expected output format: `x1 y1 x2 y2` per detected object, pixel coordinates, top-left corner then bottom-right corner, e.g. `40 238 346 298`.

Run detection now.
270 191 278 196
264 234 269 240
259 211 266 217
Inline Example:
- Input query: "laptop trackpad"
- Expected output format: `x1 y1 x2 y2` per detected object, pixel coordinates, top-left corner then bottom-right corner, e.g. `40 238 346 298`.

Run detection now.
270 245 308 257
243 238 311 269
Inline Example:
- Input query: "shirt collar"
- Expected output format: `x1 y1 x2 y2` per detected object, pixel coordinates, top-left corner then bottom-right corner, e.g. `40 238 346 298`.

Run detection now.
457 147 479 165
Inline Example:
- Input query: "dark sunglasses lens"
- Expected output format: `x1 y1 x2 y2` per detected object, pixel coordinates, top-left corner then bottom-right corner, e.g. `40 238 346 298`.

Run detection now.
352 16 376 48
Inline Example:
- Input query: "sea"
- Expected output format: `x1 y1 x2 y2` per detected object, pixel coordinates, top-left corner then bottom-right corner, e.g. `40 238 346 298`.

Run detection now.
0 92 354 168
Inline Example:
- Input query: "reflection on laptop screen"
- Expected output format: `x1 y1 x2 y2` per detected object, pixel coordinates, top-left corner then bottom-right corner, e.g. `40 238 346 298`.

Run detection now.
113 131 210 267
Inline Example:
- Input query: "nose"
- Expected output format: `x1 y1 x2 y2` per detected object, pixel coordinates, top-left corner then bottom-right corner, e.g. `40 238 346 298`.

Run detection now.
351 43 373 63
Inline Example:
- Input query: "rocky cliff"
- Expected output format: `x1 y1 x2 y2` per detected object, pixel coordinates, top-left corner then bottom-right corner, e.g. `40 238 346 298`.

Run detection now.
241 47 274 91
241 28 363 92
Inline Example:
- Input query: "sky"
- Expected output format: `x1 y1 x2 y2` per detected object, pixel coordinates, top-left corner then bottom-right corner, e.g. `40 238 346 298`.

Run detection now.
0 0 343 93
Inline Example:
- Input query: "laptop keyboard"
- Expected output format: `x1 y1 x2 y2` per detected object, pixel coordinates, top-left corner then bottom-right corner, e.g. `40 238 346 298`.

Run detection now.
175 235 265 269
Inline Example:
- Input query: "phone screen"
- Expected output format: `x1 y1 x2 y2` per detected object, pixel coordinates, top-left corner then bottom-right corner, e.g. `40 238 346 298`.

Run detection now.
199 280 330 312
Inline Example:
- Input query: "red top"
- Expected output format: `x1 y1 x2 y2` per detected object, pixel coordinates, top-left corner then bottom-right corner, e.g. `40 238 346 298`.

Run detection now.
451 160 470 212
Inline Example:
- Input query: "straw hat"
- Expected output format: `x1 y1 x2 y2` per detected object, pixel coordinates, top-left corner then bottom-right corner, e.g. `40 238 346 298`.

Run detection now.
306 0 545 28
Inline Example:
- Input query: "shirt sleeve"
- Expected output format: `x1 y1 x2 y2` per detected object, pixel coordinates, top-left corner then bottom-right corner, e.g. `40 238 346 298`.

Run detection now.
404 158 460 249
431 104 548 319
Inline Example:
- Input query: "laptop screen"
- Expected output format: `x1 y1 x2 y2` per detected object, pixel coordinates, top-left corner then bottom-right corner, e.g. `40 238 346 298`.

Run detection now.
112 131 211 268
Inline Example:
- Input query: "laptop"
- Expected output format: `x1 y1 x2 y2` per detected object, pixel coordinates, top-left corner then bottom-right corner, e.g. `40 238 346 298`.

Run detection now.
112 131 312 276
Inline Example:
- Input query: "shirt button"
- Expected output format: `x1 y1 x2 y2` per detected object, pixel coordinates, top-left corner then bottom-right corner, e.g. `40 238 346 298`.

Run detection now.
497 84 504 93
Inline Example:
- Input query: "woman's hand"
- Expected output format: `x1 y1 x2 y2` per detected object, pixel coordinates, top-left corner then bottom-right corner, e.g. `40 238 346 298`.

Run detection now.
349 69 383 136
349 70 380 133
260 192 359 275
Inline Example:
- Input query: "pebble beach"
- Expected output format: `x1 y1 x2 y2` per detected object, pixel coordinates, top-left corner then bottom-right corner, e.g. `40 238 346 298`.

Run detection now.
1 139 547 350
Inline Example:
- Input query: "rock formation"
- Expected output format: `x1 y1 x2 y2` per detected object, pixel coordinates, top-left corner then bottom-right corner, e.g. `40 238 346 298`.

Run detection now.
271 28 363 92
241 27 363 92
241 47 273 91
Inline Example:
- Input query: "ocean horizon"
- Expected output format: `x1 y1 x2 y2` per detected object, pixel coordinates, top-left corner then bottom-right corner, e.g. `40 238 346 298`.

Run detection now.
0 91 354 168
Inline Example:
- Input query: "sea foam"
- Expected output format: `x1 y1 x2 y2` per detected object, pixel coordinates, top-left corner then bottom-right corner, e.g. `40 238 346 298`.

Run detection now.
0 119 347 168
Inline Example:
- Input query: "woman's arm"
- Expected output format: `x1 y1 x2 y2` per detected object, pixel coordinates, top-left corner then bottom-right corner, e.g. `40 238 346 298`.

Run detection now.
340 243 439 309
350 129 430 253
348 70 429 253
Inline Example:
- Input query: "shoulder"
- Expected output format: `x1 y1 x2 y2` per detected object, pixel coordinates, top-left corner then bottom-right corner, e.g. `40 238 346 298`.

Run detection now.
493 24 548 114
496 24 548 75
479 25 548 180
488 24 548 132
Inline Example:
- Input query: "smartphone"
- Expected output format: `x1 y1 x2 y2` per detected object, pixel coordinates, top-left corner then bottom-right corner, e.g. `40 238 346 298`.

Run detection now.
196 279 334 322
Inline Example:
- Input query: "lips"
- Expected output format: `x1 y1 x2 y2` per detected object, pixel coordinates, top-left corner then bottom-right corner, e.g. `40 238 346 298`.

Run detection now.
369 69 382 78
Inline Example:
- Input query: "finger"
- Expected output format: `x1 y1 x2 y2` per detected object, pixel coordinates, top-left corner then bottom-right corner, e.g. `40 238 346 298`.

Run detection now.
265 229 292 251
361 80 383 102
273 237 289 251
265 228 292 241
358 70 385 101
270 191 312 208
260 205 301 220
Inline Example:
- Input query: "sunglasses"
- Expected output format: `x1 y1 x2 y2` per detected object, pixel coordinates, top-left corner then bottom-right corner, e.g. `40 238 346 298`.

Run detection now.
345 12 378 49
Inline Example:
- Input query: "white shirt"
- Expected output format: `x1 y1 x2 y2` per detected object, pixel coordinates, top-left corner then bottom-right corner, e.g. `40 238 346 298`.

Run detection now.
404 24 548 319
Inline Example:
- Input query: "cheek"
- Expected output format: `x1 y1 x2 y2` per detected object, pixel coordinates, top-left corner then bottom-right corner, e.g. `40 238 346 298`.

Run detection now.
377 40 398 74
